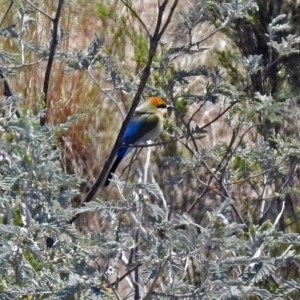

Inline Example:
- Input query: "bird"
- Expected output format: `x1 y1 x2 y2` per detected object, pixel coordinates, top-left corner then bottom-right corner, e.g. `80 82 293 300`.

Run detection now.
105 96 168 186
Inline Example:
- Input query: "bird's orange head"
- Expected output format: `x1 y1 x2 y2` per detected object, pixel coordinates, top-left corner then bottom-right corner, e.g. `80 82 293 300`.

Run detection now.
147 97 167 108
136 96 168 114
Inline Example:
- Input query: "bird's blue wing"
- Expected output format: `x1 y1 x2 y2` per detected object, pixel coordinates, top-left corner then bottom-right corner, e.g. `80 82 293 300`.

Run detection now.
123 118 142 144
117 114 160 159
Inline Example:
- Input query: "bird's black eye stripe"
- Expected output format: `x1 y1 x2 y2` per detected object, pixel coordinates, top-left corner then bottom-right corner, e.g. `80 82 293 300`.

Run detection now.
157 104 167 108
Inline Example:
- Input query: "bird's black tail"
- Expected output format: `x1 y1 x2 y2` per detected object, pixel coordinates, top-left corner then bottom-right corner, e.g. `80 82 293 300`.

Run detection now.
105 156 123 186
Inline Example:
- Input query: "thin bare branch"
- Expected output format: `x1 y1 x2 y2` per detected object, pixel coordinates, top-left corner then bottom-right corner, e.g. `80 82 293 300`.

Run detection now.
24 0 54 21
7 57 47 69
190 17 233 47
143 257 170 300
40 0 65 126
0 69 21 118
88 63 126 120
200 101 238 131
157 0 179 41
110 263 143 286
0 0 15 28
120 0 151 38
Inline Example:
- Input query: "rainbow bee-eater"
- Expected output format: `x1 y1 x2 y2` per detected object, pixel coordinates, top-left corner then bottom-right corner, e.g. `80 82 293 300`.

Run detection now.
105 97 168 186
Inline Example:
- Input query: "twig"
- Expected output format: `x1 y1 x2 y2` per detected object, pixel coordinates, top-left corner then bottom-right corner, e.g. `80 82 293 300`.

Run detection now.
105 278 122 300
180 100 238 157
170 95 198 152
216 127 239 179
203 160 245 224
110 263 143 286
219 124 261 175
151 0 168 46
143 257 170 300
0 70 21 118
144 143 152 183
24 0 54 21
40 0 65 126
187 124 258 216
7 57 47 69
150 172 169 221
187 174 214 214
259 156 297 225
277 158 298 194
0 0 15 27
124 148 141 186
189 16 233 48
260 152 278 218
128 210 148 236
133 229 140 300
272 200 285 230
270 270 300 291
150 290 201 299
227 171 268 185
88 62 126 119
120 0 150 38
157 0 179 41
187 99 209 128
221 179 245 224
200 101 238 132
195 173 226 198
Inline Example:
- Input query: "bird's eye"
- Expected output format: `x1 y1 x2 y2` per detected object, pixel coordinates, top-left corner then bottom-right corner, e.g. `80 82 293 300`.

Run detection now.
157 104 167 109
